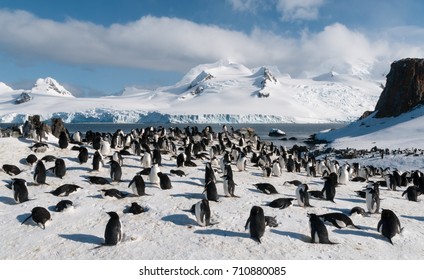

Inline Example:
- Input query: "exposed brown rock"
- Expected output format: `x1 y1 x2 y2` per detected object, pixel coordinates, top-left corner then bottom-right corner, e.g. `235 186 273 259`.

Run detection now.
375 58 424 118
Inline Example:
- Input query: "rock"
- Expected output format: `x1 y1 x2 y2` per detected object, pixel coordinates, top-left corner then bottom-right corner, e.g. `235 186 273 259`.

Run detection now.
51 118 68 138
15 92 32 104
374 58 424 118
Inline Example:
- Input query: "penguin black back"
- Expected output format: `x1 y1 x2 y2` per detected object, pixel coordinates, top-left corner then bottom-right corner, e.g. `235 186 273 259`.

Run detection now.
245 206 266 243
377 209 402 245
21 207 51 229
104 211 122 245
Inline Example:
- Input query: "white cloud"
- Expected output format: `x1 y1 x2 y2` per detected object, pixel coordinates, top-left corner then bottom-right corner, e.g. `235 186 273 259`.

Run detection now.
227 0 261 12
276 0 325 21
0 9 424 80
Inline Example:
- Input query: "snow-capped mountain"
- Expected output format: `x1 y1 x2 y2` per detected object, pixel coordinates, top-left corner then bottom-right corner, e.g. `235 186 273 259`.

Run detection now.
31 77 74 97
0 82 13 93
0 60 383 123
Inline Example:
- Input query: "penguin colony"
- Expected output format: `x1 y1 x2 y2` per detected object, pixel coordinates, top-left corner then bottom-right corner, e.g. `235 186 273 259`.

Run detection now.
0 122 423 259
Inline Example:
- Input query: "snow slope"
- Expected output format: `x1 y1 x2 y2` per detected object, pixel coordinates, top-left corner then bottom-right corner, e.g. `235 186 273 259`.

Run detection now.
0 60 382 124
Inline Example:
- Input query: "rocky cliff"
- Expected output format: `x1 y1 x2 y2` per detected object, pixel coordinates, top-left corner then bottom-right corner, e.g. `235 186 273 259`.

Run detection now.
375 58 424 118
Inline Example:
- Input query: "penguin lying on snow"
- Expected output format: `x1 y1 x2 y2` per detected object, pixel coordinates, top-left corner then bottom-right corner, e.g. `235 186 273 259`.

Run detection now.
21 207 51 229
317 212 361 229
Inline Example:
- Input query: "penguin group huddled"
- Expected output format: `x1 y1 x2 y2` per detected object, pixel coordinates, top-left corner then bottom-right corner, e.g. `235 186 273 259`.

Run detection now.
1 121 423 258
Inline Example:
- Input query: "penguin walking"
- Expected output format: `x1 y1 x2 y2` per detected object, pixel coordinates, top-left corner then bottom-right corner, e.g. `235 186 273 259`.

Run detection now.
104 212 123 246
377 209 402 245
245 206 266 243
21 207 51 229
11 178 29 203
296 184 312 207
157 172 173 190
33 160 47 185
308 213 335 244
128 174 147 196
194 199 211 226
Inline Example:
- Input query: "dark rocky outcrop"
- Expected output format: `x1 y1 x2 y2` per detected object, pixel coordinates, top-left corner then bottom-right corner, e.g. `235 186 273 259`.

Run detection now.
374 58 424 118
51 118 68 138
15 92 32 104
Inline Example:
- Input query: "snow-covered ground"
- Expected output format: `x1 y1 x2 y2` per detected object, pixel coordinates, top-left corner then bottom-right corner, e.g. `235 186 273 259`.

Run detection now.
0 60 382 124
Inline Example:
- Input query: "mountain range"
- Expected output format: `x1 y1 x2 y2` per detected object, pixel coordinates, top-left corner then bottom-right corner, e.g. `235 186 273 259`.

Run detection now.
0 60 383 124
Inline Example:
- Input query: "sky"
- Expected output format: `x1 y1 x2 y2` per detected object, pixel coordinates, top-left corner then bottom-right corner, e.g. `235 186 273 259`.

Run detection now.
0 0 424 96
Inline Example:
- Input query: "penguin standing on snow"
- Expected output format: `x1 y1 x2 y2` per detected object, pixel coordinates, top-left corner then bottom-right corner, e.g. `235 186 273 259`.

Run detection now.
245 206 266 243
128 174 147 196
322 172 338 203
296 184 312 207
377 209 402 245
33 160 47 185
194 199 211 226
157 172 173 190
365 182 380 214
104 211 123 246
50 158 66 179
308 213 335 244
109 160 122 182
11 178 29 203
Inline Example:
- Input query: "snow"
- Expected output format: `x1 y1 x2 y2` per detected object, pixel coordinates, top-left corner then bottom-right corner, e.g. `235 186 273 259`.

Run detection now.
0 60 382 124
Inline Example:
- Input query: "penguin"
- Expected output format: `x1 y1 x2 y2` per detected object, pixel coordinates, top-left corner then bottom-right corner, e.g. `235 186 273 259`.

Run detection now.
338 164 350 185
11 178 29 203
33 160 47 185
402 186 418 202
78 147 89 164
205 162 217 184
296 184 312 207
126 202 145 215
30 142 49 153
235 152 247 171
49 184 82 196
141 151 152 168
152 149 162 166
26 154 38 166
253 183 278 195
104 211 123 246
267 198 294 209
176 152 186 167
321 172 338 203
157 172 173 190
350 206 367 216
2 164 22 176
262 166 272 177
109 160 122 182
308 213 335 244
92 151 103 171
100 188 126 199
100 140 111 156
365 184 380 214
128 174 147 196
149 164 160 186
58 130 69 149
204 180 219 202
112 151 124 166
170 169 186 177
55 200 73 212
50 158 66 179
41 155 56 162
21 207 51 229
245 206 266 243
71 131 82 143
377 209 402 245
194 199 211 226
87 176 111 185
272 161 282 177
222 173 238 197
317 212 360 229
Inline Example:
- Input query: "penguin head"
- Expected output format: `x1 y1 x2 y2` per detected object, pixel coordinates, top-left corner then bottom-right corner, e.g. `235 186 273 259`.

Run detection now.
106 211 119 219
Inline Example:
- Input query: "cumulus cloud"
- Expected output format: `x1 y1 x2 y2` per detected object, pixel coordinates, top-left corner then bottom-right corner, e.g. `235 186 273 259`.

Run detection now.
276 0 325 21
226 0 262 12
0 9 423 79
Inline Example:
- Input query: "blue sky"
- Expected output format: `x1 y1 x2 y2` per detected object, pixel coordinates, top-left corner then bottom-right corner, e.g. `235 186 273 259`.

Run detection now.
1 0 424 96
